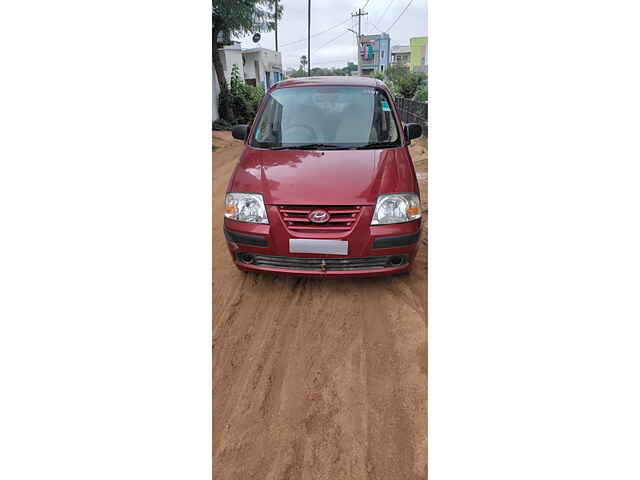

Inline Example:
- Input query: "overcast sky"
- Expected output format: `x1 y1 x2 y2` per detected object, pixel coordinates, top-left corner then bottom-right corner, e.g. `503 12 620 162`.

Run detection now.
236 0 427 71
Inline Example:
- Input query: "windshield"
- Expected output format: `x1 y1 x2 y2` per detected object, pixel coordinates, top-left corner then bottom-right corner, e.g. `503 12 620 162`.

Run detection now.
250 85 401 149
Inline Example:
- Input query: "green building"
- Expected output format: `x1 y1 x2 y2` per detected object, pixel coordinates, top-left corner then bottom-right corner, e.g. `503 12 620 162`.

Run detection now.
410 36 427 72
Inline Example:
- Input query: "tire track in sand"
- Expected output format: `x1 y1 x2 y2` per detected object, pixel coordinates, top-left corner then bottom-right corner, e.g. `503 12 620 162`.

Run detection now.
213 131 427 479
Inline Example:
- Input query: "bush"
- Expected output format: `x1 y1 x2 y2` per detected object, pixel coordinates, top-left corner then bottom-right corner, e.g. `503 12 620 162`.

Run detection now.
386 80 399 97
246 85 265 118
397 71 426 99
386 65 410 86
230 91 251 123
383 66 426 99
221 64 266 124
230 64 249 98
218 89 235 123
414 85 427 102
212 118 232 131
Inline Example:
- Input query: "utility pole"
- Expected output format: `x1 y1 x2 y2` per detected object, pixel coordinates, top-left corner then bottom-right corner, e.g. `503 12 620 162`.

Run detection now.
275 0 278 51
351 8 368 76
307 0 311 76
351 8 368 40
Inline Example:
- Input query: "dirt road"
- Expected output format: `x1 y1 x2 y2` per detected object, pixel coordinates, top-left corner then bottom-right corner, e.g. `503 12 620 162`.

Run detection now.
213 131 427 480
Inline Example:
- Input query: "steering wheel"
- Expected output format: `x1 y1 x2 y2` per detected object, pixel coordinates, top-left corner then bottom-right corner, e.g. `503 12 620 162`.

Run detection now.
281 124 319 142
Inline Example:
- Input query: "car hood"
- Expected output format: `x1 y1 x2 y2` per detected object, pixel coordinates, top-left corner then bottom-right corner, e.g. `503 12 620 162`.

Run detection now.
229 146 416 205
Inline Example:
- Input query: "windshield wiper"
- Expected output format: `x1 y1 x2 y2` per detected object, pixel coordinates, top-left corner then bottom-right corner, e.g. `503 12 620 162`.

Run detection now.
354 142 399 150
270 143 348 150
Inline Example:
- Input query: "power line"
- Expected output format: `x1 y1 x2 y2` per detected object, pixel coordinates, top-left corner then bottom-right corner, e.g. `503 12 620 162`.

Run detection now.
386 0 414 32
278 18 350 49
312 29 350 54
308 57 354 66
281 52 306 58
375 0 397 25
369 21 384 32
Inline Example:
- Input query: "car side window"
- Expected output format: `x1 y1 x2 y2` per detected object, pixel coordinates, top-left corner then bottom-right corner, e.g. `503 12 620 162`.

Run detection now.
372 90 398 143
254 96 283 144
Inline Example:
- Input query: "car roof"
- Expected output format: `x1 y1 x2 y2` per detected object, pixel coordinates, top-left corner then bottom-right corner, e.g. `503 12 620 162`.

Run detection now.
271 76 384 90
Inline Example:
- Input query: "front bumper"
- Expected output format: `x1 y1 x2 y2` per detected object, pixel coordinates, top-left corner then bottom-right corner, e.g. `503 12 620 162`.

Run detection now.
223 205 421 277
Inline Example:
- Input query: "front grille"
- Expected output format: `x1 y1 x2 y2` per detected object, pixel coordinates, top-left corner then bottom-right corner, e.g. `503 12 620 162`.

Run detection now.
278 205 363 233
238 253 407 271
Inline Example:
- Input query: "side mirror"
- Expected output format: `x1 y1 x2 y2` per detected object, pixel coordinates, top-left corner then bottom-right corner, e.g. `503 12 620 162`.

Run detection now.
403 123 422 141
231 124 249 140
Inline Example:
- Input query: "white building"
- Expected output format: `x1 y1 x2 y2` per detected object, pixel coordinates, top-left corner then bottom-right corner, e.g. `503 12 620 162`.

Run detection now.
217 41 244 84
213 42 245 122
213 44 283 123
242 48 283 89
391 45 411 68
213 67 219 121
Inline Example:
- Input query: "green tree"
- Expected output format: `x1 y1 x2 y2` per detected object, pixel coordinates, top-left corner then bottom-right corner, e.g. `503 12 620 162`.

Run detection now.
288 55 309 78
222 64 266 124
288 59 356 78
213 0 282 121
414 84 427 102
309 66 347 77
341 62 358 75
396 71 426 99
386 64 410 86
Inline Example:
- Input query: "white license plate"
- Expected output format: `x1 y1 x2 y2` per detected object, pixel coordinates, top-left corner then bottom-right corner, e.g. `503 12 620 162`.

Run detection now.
289 239 348 255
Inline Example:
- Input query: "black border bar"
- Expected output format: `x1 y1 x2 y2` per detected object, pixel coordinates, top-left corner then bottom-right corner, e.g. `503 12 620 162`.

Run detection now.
223 228 268 247
372 231 421 249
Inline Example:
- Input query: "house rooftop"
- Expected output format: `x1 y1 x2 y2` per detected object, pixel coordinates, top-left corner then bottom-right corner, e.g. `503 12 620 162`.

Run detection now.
360 32 390 39
219 41 242 50
242 47 280 54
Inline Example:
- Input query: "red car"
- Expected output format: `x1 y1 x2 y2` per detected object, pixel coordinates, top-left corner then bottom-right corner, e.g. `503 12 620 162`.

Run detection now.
224 76 423 277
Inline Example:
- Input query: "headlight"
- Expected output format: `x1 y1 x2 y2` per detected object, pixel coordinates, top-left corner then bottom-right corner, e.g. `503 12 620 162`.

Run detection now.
224 193 269 224
371 193 421 225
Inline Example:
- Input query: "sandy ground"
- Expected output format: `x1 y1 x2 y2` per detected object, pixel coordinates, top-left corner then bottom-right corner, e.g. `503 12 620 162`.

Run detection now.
213 131 427 480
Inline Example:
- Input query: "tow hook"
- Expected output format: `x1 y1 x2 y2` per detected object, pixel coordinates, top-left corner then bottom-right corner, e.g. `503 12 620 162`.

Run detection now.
320 259 327 272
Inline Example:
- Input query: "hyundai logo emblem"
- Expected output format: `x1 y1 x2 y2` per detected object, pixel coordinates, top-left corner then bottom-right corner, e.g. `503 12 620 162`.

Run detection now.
308 209 330 223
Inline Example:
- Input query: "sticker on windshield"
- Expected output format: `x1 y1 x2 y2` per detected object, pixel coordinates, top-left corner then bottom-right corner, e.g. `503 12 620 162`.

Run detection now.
381 101 391 112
